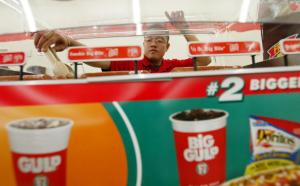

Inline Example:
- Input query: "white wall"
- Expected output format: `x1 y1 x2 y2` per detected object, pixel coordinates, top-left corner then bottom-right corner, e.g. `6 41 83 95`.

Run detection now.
0 0 260 33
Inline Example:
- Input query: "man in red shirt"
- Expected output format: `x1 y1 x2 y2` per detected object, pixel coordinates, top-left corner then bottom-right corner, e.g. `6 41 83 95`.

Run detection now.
34 11 211 74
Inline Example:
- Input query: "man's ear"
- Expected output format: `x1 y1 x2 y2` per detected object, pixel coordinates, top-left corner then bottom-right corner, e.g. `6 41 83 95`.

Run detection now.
166 43 170 51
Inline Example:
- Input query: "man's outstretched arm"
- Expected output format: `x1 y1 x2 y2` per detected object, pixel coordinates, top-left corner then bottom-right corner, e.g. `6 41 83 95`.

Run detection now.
34 31 112 70
165 10 211 66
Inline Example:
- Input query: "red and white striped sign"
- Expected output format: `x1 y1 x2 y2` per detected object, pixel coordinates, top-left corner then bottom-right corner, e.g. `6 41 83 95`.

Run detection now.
188 41 261 57
67 46 143 62
280 39 300 54
0 52 26 66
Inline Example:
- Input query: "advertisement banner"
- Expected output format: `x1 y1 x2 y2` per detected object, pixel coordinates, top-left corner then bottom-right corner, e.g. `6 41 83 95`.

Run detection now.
188 41 262 56
67 46 143 62
0 68 299 186
0 52 25 66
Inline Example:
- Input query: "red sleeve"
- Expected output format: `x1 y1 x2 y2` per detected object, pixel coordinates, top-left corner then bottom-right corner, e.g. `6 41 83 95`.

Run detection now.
110 61 135 71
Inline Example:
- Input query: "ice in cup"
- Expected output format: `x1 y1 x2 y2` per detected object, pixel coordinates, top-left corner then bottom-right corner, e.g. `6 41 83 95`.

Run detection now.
6 117 73 186
170 109 228 186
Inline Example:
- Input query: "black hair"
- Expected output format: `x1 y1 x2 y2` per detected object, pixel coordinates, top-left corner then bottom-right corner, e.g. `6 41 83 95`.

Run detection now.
144 24 170 43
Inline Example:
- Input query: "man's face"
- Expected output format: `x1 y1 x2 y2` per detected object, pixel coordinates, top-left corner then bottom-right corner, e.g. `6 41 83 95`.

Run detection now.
143 36 170 63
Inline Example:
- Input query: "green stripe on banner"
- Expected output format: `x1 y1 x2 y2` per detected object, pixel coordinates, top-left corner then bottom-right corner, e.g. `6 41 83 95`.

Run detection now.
103 103 137 186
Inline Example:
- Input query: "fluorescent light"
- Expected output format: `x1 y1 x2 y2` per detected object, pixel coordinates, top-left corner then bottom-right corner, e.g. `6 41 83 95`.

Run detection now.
20 0 37 32
239 0 251 22
132 0 142 35
136 23 142 36
10 0 20 5
0 0 22 13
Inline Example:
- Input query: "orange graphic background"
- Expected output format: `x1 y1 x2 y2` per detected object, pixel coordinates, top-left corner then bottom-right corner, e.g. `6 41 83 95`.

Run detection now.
0 103 127 186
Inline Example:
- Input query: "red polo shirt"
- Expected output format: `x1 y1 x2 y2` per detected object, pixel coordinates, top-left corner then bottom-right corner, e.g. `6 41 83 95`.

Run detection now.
110 57 193 73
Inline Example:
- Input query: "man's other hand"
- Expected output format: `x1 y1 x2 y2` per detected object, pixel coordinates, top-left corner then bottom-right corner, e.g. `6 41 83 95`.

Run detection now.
34 31 70 52
165 10 189 31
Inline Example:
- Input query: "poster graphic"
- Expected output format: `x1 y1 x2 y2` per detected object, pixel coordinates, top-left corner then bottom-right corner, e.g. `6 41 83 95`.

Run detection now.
0 69 299 186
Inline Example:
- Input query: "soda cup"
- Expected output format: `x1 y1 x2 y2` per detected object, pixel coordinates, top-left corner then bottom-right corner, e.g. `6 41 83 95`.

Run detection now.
170 109 228 186
6 117 73 186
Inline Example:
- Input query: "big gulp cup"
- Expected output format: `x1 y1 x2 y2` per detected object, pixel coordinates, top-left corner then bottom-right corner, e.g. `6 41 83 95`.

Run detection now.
170 109 228 186
6 117 73 186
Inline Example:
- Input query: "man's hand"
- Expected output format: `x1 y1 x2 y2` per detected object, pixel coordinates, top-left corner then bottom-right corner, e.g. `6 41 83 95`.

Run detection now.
165 10 189 31
33 30 111 70
166 10 211 66
34 31 70 52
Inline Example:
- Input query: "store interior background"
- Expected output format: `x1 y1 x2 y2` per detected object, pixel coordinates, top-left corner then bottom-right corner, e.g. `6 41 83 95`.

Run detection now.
0 0 265 75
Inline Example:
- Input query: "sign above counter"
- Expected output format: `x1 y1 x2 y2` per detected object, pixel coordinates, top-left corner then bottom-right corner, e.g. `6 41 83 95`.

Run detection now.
0 51 26 66
188 41 262 57
67 46 143 62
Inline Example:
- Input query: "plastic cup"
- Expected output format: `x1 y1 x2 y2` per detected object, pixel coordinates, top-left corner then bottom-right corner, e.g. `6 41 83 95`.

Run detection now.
6 117 73 186
170 109 228 186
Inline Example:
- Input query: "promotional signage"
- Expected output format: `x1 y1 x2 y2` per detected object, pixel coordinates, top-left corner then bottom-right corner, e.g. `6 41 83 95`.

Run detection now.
188 41 262 56
266 34 298 59
67 45 143 62
6 117 73 186
280 39 300 55
0 68 299 186
0 52 25 66
170 109 228 186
